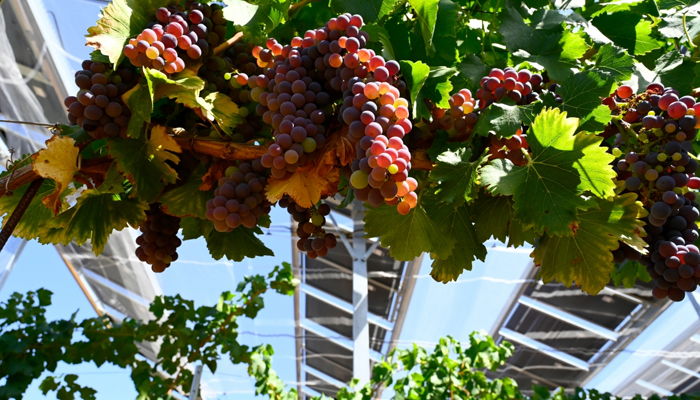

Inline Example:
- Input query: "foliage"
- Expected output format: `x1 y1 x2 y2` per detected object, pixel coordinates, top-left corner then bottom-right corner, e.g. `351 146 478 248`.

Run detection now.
0 264 296 399
4 286 700 400
4 0 700 298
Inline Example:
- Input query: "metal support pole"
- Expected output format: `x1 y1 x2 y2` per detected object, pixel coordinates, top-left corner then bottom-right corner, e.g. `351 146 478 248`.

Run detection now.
189 365 203 400
351 200 370 383
290 217 303 400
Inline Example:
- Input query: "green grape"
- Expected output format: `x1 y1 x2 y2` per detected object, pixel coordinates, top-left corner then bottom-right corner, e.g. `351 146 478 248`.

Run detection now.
225 166 239 176
239 107 250 117
231 133 245 143
677 165 686 172
301 137 317 153
209 130 220 139
387 164 399 174
645 169 658 181
350 170 369 189
311 214 324 226
612 148 622 158
224 72 232 80
657 153 668 162
655 165 664 172
672 152 683 161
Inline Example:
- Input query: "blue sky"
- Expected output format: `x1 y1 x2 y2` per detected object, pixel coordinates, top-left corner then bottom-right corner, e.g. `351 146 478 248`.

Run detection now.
3 0 698 398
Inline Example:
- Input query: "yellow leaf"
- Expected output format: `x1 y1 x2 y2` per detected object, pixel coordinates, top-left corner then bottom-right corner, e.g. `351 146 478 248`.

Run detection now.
266 168 339 208
32 136 79 214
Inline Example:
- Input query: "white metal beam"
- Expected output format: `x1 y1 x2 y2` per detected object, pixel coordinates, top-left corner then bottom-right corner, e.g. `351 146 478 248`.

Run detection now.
300 283 393 331
351 201 370 383
499 328 589 371
634 379 674 396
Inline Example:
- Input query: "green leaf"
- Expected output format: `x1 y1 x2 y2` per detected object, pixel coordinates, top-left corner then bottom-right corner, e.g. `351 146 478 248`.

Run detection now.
429 147 487 205
592 12 663 56
199 92 243 135
363 203 456 261
408 0 440 52
426 130 463 162
588 0 659 18
107 126 181 203
544 71 615 133
160 165 212 219
650 51 699 95
0 180 72 241
480 108 616 236
423 195 487 283
181 217 212 240
49 188 149 255
399 60 431 117
145 68 207 110
85 0 180 65
122 83 152 139
207 226 274 261
533 193 647 295
222 0 260 25
473 99 543 137
330 0 393 22
359 24 396 60
612 260 651 288
592 44 635 81
459 54 488 88
472 194 535 247
420 67 456 109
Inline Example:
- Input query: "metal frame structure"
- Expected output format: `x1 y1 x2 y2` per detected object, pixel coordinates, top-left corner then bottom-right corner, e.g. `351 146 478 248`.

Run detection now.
292 198 423 398
487 266 671 392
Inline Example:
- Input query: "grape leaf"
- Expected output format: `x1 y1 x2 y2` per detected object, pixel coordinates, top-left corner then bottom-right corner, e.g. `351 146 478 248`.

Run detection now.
499 7 585 81
361 24 396 60
649 51 698 95
592 12 663 56
330 0 393 22
459 54 488 89
181 217 212 240
58 125 92 144
543 71 615 133
48 189 149 255
426 130 462 162
160 165 212 220
473 99 543 138
146 68 207 111
31 136 79 214
592 44 635 81
399 60 430 117
587 0 659 18
0 180 72 241
85 0 180 65
420 67 456 109
423 194 486 283
659 14 700 42
480 108 616 236
472 194 535 248
266 163 339 208
107 126 182 203
408 0 440 52
611 260 651 288
207 226 274 261
222 0 260 26
533 193 647 295
429 147 487 205
199 93 243 135
122 83 152 139
364 203 456 261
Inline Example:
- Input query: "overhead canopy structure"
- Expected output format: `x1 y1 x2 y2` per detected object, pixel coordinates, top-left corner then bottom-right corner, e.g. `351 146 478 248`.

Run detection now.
293 197 423 398
487 267 670 392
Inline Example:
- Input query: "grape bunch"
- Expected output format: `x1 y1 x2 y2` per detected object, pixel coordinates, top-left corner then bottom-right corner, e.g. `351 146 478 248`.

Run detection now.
609 82 700 301
205 161 272 232
123 2 227 74
345 76 419 214
423 90 479 139
280 197 338 258
487 128 530 167
64 60 137 139
476 67 549 108
135 204 182 273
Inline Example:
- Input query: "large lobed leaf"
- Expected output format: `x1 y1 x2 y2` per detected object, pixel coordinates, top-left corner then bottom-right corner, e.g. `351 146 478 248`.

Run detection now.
472 194 535 248
480 108 616 236
533 193 648 295
473 99 542 138
423 194 486 283
31 136 79 214
159 165 212 220
85 0 180 65
364 203 456 261
429 147 487 206
107 126 182 203
543 71 615 133
207 226 275 261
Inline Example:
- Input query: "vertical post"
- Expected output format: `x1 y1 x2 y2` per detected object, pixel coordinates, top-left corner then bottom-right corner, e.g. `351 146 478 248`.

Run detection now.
291 218 303 400
351 200 370 383
189 365 203 400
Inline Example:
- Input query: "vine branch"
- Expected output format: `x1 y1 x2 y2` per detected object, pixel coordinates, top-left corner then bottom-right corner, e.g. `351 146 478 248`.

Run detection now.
683 13 695 50
0 178 44 252
213 31 244 57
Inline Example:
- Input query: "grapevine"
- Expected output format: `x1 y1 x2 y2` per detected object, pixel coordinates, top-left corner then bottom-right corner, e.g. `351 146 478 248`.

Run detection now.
0 0 696 300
